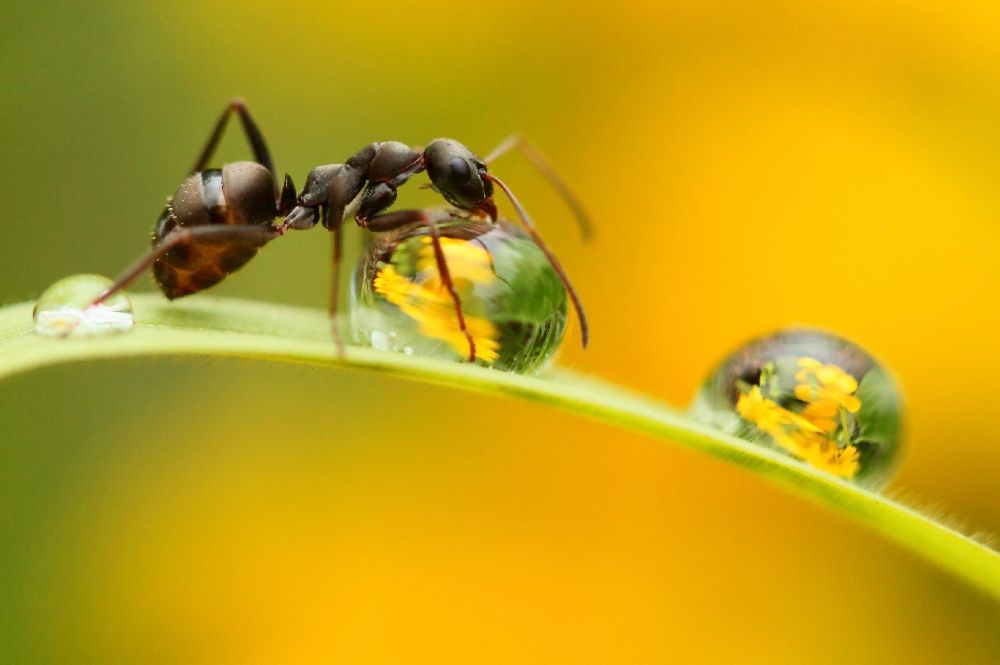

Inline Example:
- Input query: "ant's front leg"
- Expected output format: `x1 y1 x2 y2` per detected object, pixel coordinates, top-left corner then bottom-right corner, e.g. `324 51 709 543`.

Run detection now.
193 99 275 181
355 181 399 226
360 208 477 363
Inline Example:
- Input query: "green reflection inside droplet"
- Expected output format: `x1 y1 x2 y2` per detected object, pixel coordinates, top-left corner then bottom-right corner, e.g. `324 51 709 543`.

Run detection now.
349 219 567 373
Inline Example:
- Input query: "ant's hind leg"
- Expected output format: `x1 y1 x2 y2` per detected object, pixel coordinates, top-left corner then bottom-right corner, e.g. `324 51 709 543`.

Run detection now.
90 224 281 308
190 99 276 185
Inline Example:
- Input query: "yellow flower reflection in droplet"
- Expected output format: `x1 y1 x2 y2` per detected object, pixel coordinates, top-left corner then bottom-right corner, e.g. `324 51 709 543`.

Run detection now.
736 372 861 480
794 358 862 419
373 236 501 362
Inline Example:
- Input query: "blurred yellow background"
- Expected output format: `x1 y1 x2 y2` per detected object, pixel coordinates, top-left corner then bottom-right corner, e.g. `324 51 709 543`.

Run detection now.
1 0 998 662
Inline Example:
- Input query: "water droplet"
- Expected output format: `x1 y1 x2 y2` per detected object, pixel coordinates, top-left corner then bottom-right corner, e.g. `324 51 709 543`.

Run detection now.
691 329 903 487
33 274 134 339
350 219 567 373
370 330 389 351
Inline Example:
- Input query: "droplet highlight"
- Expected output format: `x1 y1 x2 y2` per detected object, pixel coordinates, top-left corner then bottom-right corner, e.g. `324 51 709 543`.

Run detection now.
691 329 903 487
33 274 134 339
350 219 567 373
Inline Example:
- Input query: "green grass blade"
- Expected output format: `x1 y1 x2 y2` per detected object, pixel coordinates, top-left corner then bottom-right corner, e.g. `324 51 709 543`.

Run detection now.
1 295 998 601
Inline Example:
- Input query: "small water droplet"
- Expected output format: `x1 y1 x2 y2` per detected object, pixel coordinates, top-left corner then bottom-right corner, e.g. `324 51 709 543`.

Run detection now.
33 274 134 339
691 329 903 487
349 219 567 373
369 330 389 351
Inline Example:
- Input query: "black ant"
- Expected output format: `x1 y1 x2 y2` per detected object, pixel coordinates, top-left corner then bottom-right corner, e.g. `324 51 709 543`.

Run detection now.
91 99 590 362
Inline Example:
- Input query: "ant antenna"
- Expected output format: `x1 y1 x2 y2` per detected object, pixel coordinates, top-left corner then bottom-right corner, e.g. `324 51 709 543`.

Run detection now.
482 173 589 348
484 134 594 241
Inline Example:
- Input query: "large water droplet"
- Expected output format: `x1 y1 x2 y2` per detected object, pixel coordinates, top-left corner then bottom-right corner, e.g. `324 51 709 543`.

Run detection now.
350 219 567 373
691 329 903 487
33 274 134 339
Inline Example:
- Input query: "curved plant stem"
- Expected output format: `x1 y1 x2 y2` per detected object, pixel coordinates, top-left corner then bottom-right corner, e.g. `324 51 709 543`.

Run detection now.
1 295 998 601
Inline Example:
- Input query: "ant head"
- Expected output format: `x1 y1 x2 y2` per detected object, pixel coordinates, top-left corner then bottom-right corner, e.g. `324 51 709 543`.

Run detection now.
424 139 495 216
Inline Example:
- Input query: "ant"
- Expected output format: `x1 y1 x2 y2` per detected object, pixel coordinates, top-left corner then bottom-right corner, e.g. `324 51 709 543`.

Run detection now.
91 99 590 362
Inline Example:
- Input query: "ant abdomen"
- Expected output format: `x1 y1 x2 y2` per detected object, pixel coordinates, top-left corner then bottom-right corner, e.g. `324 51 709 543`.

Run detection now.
152 160 279 299
218 161 281 226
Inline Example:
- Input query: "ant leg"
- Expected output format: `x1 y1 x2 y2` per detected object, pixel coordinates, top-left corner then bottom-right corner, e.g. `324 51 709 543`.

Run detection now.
483 133 593 240
322 206 347 356
192 99 294 213
360 208 455 232
482 173 589 348
361 209 477 362
190 98 276 185
90 225 280 308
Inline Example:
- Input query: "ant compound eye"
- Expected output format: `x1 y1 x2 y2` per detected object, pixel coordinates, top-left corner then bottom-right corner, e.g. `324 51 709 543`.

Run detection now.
691 329 903 488
448 157 473 183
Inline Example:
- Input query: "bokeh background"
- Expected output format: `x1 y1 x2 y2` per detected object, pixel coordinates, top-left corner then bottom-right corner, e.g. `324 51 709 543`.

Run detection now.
2 0 999 662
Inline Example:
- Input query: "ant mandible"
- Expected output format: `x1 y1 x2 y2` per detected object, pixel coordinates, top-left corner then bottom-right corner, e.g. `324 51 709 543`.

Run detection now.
91 99 590 362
